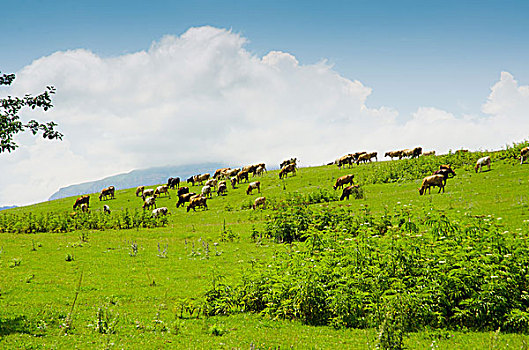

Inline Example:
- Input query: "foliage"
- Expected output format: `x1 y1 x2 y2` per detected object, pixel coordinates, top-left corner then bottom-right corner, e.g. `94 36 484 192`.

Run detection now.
0 71 62 153
204 206 529 333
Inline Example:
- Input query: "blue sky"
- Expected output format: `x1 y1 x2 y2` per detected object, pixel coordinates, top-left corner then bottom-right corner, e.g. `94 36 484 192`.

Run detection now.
3 0 529 117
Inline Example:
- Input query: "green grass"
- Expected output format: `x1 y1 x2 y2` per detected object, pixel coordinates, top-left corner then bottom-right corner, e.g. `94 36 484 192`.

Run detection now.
2 153 529 348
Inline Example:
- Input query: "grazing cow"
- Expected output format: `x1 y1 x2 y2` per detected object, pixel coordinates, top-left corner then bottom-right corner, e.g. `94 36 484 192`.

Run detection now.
99 186 115 201
187 196 208 212
400 149 414 158
357 152 376 164
280 158 297 169
195 173 210 185
385 150 403 160
242 164 258 175
136 186 145 197
456 149 469 154
256 163 266 172
230 176 238 189
237 170 249 184
214 168 230 179
279 163 296 179
177 186 190 196
246 181 261 195
351 152 367 162
520 147 529 165
224 168 240 179
218 182 228 196
336 154 354 169
73 195 90 210
205 178 218 190
433 166 456 185
167 177 180 189
333 174 354 190
152 207 169 218
143 196 157 210
155 185 171 198
201 185 212 198
340 185 361 201
422 150 436 156
255 165 265 176
103 205 111 214
176 192 196 208
475 156 492 173
253 196 266 210
419 175 445 195
142 189 155 200
411 147 422 158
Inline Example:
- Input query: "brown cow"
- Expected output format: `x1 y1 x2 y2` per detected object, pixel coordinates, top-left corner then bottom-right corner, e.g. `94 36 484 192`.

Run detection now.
336 154 354 168
73 195 90 210
279 163 296 179
136 186 145 197
419 175 445 195
187 196 208 212
237 170 249 184
340 184 361 201
99 186 115 201
385 150 403 160
333 174 354 190
520 147 529 165
246 181 261 195
253 196 266 210
176 192 196 208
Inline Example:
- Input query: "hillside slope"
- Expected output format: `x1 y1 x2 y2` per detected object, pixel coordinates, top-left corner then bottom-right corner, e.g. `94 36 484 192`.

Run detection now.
48 162 226 201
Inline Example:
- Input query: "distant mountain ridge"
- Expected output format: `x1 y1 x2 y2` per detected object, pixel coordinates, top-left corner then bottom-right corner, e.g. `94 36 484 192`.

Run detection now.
48 162 226 201
0 205 17 211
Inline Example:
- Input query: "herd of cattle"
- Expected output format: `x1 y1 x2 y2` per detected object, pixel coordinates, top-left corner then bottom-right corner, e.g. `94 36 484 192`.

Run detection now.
71 147 529 216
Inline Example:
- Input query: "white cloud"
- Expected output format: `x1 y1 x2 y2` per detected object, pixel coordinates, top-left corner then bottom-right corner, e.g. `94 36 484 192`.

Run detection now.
1 26 529 206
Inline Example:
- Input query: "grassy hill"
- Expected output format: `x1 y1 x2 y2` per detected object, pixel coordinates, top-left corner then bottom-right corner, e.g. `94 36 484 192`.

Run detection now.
1 149 529 348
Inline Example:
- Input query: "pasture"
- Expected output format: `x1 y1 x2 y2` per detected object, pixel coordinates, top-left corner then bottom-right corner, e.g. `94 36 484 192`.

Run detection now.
2 148 529 349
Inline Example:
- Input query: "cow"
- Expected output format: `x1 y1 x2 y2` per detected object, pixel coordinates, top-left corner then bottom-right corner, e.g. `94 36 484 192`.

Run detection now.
80 203 89 213
142 188 155 200
411 147 422 158
218 182 228 196
475 156 492 173
280 158 297 169
103 205 111 214
73 195 90 210
201 185 212 198
422 150 436 156
279 163 296 179
152 207 169 218
230 176 238 189
167 177 180 189
333 174 354 190
340 185 361 201
99 186 115 201
253 196 266 210
254 165 265 176
177 186 190 196
142 196 157 210
521 147 529 165
419 175 445 195
155 185 171 198
336 154 354 169
246 181 261 195
385 150 403 160
357 152 376 164
205 178 218 190
195 173 210 185
187 196 208 212
214 168 230 179
433 165 456 185
136 186 145 197
224 168 240 179
187 176 197 186
176 192 196 208
237 170 249 184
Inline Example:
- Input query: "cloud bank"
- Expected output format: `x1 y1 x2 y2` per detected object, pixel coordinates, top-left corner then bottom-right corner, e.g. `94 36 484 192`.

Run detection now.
2 26 528 206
